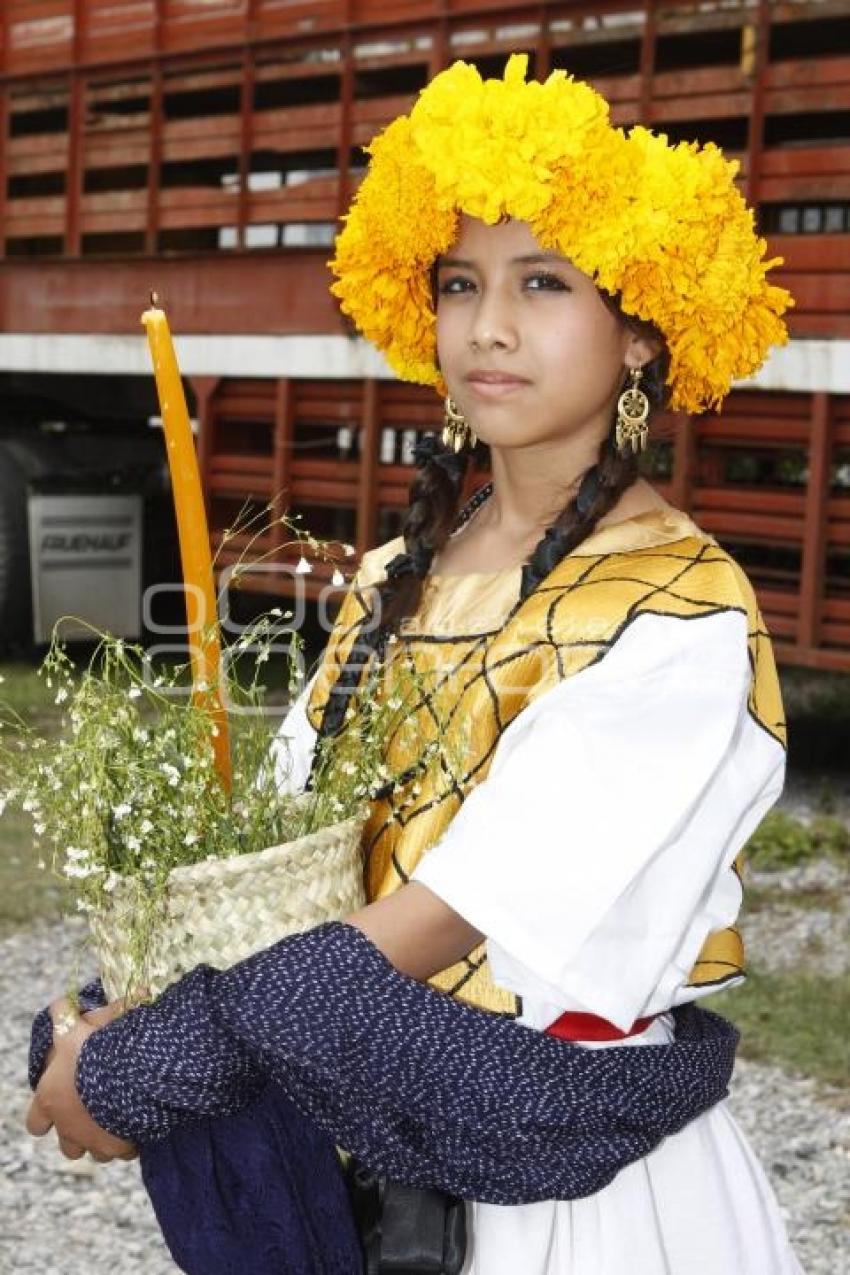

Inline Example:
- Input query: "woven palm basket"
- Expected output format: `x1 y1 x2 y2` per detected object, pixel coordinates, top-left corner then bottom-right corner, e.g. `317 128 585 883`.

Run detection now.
89 808 367 1002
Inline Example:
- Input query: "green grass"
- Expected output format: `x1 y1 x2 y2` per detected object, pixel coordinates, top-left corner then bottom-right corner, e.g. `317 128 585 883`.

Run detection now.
712 968 850 1092
746 809 849 870
0 808 70 938
0 661 71 936
0 661 54 717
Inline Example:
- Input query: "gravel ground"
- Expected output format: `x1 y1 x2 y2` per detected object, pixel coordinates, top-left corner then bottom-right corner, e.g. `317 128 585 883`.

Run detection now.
743 858 850 977
1 907 848 1275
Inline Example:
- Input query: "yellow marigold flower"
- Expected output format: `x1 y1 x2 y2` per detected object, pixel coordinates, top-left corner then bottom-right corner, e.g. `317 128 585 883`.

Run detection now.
329 54 793 415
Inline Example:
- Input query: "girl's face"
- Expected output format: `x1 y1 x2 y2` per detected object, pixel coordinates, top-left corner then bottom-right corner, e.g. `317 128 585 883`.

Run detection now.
435 216 655 451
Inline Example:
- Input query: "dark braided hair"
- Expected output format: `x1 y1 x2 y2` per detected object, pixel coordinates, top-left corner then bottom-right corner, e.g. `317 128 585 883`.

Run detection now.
312 433 470 742
520 296 670 599
314 293 670 744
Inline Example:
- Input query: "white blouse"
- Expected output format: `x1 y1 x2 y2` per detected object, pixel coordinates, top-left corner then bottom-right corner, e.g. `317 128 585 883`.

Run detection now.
412 606 785 1033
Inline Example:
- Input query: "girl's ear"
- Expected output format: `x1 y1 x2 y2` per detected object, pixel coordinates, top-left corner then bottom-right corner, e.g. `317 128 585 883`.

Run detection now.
627 332 663 369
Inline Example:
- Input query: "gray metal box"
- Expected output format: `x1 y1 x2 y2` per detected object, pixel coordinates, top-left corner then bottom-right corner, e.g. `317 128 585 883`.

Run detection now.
28 492 143 643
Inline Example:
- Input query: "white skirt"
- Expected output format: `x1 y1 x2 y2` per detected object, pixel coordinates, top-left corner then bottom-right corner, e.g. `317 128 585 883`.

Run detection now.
461 1017 803 1275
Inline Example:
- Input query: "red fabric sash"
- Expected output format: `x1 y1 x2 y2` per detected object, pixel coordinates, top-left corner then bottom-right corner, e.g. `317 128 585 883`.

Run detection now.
545 1011 657 1043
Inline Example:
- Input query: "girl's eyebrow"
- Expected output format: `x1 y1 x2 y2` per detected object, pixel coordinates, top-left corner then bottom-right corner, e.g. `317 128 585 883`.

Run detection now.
437 252 567 269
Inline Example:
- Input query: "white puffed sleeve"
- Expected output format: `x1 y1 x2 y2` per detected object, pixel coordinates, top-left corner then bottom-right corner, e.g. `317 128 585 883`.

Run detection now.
268 670 320 796
412 609 786 1032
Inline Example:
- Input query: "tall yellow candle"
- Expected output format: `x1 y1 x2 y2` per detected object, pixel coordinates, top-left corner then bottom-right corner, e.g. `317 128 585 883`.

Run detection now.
141 293 232 792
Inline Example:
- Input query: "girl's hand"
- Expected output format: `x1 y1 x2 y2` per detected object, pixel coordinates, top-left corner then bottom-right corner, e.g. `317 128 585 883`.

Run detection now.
25 998 139 1163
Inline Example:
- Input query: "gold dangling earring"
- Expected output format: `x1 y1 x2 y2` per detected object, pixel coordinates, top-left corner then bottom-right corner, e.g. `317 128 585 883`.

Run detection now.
615 367 650 455
442 397 477 453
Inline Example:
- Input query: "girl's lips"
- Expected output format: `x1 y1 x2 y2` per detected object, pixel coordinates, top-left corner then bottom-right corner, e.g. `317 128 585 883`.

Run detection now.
466 372 529 397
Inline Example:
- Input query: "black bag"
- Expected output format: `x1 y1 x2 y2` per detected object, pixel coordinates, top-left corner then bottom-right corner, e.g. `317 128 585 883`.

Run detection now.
345 1161 467 1275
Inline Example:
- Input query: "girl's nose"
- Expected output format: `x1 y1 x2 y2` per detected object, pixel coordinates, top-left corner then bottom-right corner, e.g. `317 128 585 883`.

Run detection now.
468 290 518 352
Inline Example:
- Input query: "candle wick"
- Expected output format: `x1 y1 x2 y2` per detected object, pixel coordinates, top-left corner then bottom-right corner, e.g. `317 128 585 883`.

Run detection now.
150 289 160 307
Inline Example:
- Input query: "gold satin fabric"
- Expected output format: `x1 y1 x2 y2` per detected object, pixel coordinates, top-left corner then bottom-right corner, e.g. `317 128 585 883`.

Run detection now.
306 508 786 1018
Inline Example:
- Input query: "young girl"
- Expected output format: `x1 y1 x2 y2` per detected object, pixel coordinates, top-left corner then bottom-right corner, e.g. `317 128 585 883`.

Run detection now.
28 55 802 1273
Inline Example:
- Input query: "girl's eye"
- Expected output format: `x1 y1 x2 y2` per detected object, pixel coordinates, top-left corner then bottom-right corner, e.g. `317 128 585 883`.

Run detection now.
525 271 570 291
437 275 475 296
436 271 570 295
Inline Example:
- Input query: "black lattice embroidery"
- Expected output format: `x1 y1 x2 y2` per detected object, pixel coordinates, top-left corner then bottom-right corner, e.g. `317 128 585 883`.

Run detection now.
307 533 786 1015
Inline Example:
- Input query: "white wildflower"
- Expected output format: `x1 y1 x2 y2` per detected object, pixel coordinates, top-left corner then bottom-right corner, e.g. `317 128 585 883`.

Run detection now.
160 762 181 786
140 818 154 835
126 835 141 852
184 831 199 847
64 861 96 880
112 802 132 820
128 686 142 700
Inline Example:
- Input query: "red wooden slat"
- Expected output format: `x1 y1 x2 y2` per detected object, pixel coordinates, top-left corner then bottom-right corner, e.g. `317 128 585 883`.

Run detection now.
760 146 850 179
693 511 806 542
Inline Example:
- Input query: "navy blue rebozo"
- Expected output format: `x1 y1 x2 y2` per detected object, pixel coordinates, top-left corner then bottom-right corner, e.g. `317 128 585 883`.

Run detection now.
30 923 739 1274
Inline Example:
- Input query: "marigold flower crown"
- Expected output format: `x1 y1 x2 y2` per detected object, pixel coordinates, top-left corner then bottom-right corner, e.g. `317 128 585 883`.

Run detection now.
329 54 793 415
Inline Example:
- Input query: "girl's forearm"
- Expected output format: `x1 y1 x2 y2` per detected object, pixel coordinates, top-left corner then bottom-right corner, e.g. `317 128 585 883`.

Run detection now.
347 883 483 981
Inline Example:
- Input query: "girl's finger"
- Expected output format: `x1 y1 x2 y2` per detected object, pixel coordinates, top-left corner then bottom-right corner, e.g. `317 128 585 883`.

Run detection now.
24 1095 54 1137
84 999 130 1029
57 1135 85 1161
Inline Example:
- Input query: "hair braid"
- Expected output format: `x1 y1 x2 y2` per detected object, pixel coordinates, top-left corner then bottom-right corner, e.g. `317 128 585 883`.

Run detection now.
313 435 468 743
520 340 668 598
519 434 638 599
